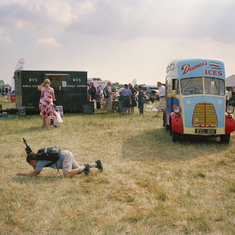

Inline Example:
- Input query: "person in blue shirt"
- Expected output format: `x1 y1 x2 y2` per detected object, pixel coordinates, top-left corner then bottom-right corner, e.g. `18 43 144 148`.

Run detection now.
121 84 132 115
16 150 103 178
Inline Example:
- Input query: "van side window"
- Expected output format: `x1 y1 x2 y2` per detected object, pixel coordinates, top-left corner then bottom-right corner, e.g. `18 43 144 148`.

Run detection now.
172 79 178 94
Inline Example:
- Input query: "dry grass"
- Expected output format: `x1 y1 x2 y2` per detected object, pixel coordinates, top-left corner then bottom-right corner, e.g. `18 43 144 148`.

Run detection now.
1 96 235 234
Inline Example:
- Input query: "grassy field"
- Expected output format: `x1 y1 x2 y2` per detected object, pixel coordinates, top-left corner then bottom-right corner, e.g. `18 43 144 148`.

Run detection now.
0 96 235 235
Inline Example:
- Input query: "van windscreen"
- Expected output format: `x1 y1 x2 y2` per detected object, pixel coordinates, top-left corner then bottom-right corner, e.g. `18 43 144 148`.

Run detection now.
180 77 224 96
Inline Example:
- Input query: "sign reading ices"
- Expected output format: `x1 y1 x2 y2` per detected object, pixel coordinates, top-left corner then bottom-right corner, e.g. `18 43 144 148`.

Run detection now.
180 61 223 76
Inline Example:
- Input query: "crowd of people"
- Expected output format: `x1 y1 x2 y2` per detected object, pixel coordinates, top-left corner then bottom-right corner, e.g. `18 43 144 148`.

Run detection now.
87 81 165 116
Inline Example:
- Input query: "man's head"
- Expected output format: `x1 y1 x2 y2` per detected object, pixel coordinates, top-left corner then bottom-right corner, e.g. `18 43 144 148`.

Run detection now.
138 85 142 90
157 82 161 87
26 152 37 169
90 82 94 87
107 81 111 86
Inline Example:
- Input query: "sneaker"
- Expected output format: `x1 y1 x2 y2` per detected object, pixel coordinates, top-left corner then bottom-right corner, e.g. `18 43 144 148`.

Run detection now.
95 160 103 172
83 164 90 175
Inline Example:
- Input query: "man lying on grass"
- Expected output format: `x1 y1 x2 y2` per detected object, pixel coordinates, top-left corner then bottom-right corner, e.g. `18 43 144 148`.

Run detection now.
16 150 103 178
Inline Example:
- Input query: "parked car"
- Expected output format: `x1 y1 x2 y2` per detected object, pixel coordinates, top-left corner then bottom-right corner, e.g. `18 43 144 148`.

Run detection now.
144 89 159 102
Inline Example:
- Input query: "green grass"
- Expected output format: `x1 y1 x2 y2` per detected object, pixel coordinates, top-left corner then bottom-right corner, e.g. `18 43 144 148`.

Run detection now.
0 96 235 234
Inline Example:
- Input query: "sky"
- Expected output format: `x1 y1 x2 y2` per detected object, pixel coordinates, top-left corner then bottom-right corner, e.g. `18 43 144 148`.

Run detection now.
1 0 235 86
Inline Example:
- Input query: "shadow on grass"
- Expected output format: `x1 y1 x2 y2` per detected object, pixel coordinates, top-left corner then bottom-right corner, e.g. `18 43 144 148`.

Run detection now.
122 128 228 162
12 175 64 184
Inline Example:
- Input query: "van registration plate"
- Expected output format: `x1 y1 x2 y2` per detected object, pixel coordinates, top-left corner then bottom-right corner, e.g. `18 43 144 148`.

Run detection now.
195 129 216 135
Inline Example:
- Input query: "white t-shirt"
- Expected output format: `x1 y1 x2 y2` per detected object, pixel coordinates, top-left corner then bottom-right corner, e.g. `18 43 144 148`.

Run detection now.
158 85 165 97
226 90 229 100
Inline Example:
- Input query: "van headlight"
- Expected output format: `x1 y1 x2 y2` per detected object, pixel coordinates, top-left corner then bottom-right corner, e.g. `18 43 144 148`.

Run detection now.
173 105 181 114
226 106 234 114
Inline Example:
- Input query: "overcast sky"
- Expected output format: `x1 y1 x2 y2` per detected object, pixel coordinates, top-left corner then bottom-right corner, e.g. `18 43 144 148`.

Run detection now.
1 0 235 86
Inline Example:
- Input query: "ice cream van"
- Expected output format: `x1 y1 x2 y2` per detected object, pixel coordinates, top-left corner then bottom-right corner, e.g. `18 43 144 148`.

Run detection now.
163 58 235 143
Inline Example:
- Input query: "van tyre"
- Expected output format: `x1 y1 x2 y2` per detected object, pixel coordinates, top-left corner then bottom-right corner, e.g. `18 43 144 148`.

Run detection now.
220 133 230 144
165 124 169 131
172 130 180 142
169 119 172 135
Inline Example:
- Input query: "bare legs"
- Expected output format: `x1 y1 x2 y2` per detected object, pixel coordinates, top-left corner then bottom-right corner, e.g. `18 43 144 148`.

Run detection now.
46 117 51 130
130 107 134 114
42 117 51 130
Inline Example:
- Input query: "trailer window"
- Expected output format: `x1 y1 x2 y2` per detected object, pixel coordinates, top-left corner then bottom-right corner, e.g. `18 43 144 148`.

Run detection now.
44 74 68 90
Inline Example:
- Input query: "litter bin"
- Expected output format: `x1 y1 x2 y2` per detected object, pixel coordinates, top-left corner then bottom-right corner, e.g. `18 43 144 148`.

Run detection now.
11 94 15 102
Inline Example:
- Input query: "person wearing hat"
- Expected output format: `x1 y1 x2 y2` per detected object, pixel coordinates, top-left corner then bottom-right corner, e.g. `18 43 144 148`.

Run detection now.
121 84 132 115
137 85 144 114
88 82 96 101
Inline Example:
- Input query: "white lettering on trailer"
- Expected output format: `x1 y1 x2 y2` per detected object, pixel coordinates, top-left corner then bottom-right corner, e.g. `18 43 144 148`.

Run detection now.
73 78 82 82
29 78 38 82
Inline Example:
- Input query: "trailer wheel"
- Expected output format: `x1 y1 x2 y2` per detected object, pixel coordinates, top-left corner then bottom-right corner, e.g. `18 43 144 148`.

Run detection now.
172 130 180 142
220 133 230 144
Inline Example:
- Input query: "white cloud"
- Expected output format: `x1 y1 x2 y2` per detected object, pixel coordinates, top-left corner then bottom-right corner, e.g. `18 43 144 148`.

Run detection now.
0 35 12 42
37 38 61 47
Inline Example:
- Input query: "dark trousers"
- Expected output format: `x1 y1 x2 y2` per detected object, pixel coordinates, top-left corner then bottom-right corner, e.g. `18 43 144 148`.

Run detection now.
123 96 130 108
96 102 101 109
138 102 144 114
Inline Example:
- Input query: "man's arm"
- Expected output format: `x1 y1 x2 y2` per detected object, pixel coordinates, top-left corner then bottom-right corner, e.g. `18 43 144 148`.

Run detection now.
108 86 113 94
16 170 41 176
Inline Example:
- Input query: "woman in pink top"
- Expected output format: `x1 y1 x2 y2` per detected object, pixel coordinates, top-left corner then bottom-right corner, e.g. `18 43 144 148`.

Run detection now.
38 79 57 130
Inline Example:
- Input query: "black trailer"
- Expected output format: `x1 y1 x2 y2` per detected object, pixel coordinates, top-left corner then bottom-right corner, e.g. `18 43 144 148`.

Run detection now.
14 70 88 114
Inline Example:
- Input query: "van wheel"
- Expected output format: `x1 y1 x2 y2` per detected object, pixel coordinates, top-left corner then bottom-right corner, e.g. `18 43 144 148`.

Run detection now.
165 124 169 131
169 123 172 136
172 130 179 142
220 134 230 144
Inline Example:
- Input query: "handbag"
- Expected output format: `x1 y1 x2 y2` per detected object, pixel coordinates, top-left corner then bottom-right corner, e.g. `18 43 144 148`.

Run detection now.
129 90 132 105
53 111 63 127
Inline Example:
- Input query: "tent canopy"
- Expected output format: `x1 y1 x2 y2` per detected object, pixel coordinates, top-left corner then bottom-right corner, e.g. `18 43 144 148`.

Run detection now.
0 80 10 87
226 74 235 87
